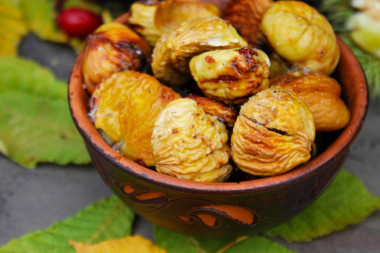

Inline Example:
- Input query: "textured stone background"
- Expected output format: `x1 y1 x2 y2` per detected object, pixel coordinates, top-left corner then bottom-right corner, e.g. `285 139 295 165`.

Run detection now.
0 33 379 252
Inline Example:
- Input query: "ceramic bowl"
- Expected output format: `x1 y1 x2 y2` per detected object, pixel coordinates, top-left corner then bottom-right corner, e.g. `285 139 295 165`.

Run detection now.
68 16 367 237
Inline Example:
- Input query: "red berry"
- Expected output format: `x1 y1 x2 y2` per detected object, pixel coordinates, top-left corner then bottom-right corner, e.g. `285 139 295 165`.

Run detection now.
57 8 102 38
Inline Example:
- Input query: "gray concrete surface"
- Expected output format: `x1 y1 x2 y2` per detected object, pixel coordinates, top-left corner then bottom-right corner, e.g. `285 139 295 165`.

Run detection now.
0 33 379 252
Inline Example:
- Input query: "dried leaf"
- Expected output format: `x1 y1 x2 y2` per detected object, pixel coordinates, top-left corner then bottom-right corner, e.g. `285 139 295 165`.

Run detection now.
0 196 134 253
0 57 90 168
69 235 167 253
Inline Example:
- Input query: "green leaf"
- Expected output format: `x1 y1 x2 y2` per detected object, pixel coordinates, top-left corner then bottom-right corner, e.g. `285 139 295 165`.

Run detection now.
262 169 380 242
154 226 227 253
0 57 90 168
0 0 28 56
222 236 296 253
154 226 295 253
0 195 135 253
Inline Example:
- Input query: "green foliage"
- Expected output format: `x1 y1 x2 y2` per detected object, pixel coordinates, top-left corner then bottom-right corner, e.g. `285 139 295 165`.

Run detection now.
0 196 134 253
263 170 380 242
0 57 90 168
318 0 353 32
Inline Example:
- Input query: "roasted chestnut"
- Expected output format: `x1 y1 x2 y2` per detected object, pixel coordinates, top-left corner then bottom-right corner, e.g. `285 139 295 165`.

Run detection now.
151 98 232 182
261 1 340 75
224 0 273 46
231 87 315 176
152 16 247 86
128 0 220 46
270 72 350 132
82 22 151 94
90 71 180 167
189 47 270 104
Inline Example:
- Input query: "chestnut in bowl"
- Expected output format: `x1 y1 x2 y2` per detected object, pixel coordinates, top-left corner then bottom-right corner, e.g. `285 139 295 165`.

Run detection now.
68 17 367 238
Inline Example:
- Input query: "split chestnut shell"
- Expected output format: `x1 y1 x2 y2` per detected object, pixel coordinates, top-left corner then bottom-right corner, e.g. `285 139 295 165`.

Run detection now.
231 87 315 176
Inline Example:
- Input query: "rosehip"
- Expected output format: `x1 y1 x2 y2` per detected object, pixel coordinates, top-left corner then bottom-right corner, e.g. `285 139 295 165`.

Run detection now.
57 8 102 38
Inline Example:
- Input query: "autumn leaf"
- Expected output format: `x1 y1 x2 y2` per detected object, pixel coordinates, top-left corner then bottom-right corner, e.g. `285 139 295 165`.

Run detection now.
262 170 380 242
17 0 67 43
0 139 7 155
0 196 135 253
10 0 103 52
0 57 90 168
0 0 28 56
69 235 167 253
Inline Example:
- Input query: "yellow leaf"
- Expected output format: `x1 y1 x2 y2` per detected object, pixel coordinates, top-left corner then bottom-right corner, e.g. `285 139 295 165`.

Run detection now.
0 139 7 155
0 0 27 56
351 29 380 59
18 0 67 43
69 235 167 253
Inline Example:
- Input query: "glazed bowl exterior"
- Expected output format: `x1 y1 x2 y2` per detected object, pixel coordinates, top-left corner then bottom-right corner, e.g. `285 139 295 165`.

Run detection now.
68 31 367 237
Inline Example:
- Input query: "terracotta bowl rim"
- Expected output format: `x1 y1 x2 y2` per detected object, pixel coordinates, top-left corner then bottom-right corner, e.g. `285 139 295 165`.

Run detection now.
68 35 368 195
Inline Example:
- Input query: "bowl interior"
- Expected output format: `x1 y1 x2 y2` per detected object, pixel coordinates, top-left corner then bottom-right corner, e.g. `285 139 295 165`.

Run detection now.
68 35 368 194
